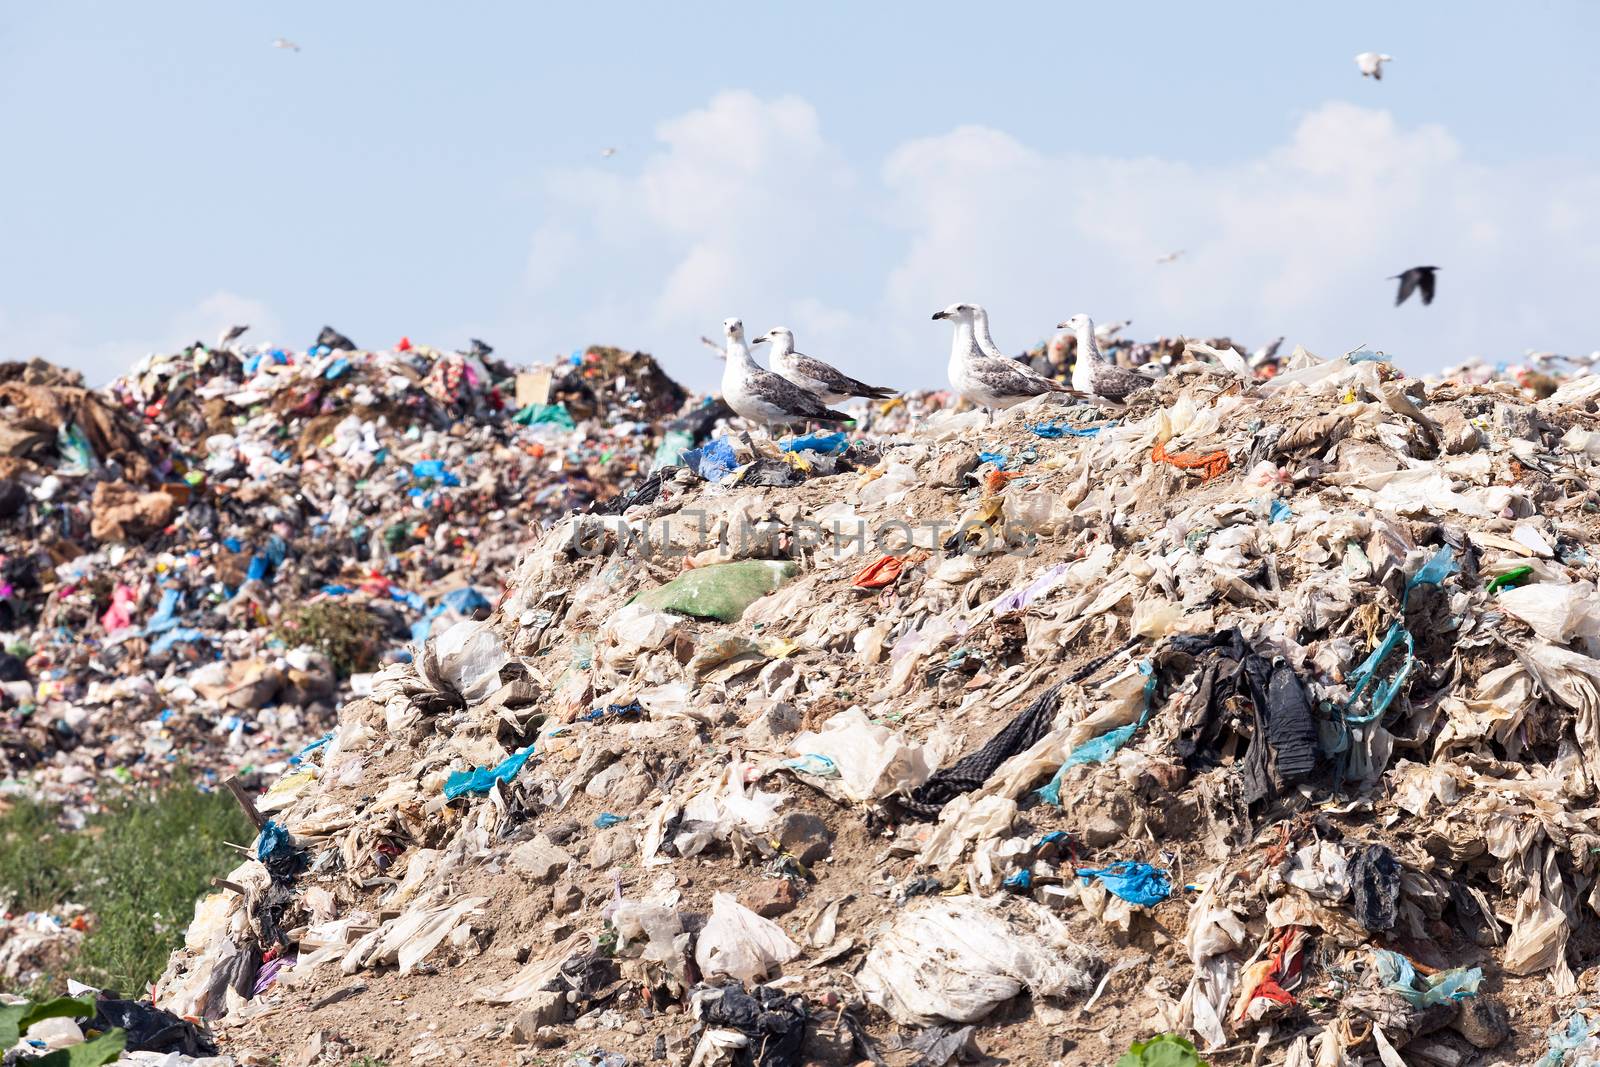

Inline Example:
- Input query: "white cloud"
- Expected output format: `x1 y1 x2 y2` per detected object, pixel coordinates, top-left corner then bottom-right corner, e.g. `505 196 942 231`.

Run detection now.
0 291 281 385
515 95 1600 389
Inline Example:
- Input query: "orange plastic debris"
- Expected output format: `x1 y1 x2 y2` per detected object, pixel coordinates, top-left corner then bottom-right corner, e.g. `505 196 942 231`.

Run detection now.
984 468 1024 495
1152 437 1230 482
853 554 904 589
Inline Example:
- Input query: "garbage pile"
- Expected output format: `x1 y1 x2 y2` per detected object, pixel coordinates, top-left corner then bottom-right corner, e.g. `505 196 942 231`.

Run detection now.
138 339 1600 1066
0 335 706 822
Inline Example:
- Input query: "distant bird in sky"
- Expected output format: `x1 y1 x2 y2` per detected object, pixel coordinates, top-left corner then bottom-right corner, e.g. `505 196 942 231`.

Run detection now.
1355 52 1392 80
600 147 617 158
1155 250 1185 265
216 324 249 349
1094 319 1132 343
1392 266 1439 307
754 326 894 405
272 38 301 52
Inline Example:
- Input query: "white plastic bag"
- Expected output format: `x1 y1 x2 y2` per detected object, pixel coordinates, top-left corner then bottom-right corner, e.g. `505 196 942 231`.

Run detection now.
788 707 945 801
856 896 1096 1024
693 892 799 983
435 619 510 703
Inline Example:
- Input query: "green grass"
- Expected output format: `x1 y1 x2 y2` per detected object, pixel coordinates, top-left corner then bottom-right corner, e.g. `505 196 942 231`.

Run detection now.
0 785 254 995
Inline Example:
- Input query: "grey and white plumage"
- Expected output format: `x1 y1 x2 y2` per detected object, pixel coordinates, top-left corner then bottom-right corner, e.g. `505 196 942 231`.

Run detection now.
934 303 1073 416
754 327 894 405
718 319 850 429
217 324 250 349
1059 314 1155 404
272 37 301 52
1355 52 1392 79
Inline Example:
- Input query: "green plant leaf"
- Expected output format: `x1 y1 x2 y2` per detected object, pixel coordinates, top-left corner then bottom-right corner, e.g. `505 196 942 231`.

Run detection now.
35 1028 127 1067
1117 1033 1205 1067
0 997 97 1048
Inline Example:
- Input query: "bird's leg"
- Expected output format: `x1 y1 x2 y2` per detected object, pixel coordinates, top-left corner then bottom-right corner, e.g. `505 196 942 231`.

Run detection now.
985 407 994 429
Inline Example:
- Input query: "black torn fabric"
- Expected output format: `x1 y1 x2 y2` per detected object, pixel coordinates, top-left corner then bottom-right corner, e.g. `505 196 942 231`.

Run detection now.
1167 629 1319 804
697 982 809 1067
1350 843 1401 932
898 635 1143 820
899 684 1064 819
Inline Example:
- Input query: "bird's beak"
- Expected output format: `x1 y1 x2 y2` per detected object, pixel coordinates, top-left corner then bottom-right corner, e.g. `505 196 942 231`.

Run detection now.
931 311 949 321
752 334 769 345
1055 322 1070 330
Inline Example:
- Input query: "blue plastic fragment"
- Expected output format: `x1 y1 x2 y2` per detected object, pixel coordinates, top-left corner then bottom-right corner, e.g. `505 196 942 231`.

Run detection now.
256 819 295 863
444 745 535 800
1074 861 1172 906
783 431 848 455
595 813 626 829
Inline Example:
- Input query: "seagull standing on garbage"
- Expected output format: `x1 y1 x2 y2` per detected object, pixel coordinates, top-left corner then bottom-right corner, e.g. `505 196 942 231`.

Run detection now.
1058 314 1155 405
934 303 1074 424
1355 52 1392 79
753 327 895 405
1392 266 1439 307
718 319 851 433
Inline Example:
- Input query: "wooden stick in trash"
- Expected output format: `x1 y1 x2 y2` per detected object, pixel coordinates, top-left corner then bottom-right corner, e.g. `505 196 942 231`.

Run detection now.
224 777 266 831
210 878 248 896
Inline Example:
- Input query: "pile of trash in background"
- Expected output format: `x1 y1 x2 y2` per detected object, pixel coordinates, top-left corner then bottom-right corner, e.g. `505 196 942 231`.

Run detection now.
104 334 1600 1067
0 328 707 834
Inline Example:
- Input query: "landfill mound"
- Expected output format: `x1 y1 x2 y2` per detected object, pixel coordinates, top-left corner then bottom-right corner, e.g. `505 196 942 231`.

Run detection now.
0 335 702 829
134 343 1600 1067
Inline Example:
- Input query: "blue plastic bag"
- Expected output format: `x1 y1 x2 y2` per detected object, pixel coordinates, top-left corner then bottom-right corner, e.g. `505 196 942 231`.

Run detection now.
783 431 848 455
1075 862 1172 906
444 745 535 800
694 438 739 483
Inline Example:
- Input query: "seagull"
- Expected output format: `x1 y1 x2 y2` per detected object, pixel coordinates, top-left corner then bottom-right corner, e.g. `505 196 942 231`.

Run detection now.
1155 250 1185 265
272 38 301 52
1058 314 1156 405
1392 266 1439 307
934 303 1074 424
718 319 850 432
600 147 617 158
753 327 895 405
1355 52 1393 80
1095 319 1133 344
1251 336 1284 365
217 324 250 350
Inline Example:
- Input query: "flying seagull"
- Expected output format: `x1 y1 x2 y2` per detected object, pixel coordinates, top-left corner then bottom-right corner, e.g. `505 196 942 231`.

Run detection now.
1355 52 1392 80
217 324 250 350
1155 250 1185 265
272 38 301 52
1095 319 1132 343
934 303 1074 423
718 318 850 431
1059 314 1156 405
600 147 617 158
753 326 894 405
1392 266 1439 307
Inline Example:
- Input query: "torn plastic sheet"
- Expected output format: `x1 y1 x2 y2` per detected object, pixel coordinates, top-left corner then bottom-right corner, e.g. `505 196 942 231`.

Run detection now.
1343 546 1459 725
1037 662 1155 804
443 745 534 800
1074 862 1172 907
856 895 1098 1024
1373 949 1481 1007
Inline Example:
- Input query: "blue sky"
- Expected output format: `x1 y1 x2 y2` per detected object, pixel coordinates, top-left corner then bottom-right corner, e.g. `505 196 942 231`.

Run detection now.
2 2 1597 387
